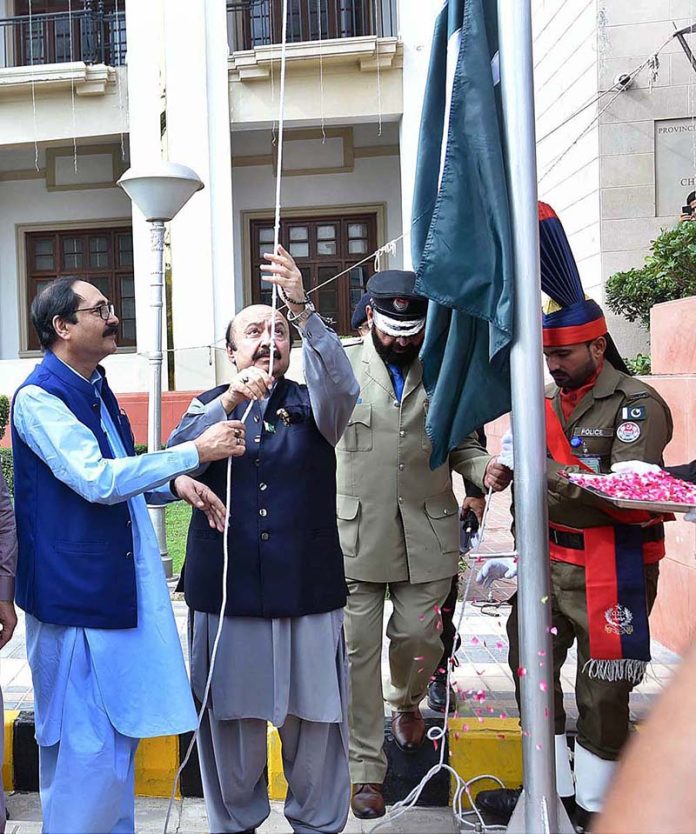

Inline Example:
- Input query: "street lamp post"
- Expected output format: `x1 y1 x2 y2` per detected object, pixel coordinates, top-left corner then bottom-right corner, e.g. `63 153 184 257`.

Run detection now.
117 162 204 578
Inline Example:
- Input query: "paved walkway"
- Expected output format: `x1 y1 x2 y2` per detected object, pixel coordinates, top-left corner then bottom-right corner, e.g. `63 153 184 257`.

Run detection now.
1 491 680 725
0 491 681 831
5 794 459 833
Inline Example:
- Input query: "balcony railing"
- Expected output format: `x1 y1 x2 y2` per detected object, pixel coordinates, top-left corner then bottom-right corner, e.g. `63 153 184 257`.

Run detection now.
0 9 126 70
227 0 396 52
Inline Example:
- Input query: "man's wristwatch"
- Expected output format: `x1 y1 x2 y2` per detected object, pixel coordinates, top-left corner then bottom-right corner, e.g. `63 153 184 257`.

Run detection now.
286 299 316 328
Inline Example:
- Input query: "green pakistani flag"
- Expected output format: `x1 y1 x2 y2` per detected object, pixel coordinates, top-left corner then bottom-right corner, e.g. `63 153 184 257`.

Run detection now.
412 0 513 468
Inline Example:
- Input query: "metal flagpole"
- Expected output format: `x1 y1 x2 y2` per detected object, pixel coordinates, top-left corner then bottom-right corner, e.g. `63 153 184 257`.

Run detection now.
496 2 573 832
147 219 171 577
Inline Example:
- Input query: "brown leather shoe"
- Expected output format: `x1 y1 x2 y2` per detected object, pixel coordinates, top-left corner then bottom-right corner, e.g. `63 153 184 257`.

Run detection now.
391 708 426 752
351 783 385 819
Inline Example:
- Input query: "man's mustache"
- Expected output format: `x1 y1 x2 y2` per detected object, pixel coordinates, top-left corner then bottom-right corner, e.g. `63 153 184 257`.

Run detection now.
253 346 282 361
103 325 119 337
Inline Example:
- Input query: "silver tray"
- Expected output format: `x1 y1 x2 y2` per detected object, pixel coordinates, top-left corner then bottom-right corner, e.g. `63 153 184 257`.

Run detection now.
567 477 696 514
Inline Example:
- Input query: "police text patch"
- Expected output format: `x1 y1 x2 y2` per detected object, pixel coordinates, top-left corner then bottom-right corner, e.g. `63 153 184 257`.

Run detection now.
573 427 614 438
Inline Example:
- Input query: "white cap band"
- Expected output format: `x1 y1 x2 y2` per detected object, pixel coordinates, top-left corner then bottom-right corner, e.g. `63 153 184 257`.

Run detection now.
372 308 426 338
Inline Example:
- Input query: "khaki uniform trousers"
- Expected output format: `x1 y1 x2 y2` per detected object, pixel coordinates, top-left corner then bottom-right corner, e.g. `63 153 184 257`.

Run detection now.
507 560 660 760
344 577 452 784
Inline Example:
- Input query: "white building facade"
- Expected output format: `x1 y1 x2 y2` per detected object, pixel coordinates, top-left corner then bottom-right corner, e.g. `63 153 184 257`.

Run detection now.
1 0 694 399
0 0 430 398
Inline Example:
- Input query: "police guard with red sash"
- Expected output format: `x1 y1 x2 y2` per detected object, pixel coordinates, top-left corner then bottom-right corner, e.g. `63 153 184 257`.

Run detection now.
476 204 673 833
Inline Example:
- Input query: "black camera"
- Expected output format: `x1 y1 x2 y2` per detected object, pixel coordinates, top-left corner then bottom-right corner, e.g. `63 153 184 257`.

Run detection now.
683 205 693 216
459 509 480 554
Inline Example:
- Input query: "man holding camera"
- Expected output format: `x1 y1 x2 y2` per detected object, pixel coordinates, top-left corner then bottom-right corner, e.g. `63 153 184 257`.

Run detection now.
679 190 696 222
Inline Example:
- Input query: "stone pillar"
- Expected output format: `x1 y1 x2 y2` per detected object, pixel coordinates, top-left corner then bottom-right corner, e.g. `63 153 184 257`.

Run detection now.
645 296 696 654
397 0 441 270
164 0 235 391
0 0 10 67
124 0 167 388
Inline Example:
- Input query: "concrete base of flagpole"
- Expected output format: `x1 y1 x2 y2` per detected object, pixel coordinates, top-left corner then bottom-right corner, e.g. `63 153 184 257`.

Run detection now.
506 791 575 834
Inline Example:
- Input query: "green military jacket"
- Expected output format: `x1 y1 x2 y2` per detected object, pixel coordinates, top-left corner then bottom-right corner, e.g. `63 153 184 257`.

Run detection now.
546 362 673 529
336 337 490 584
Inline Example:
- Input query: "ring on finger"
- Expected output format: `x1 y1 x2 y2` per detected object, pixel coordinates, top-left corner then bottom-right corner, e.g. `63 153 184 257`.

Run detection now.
233 428 241 438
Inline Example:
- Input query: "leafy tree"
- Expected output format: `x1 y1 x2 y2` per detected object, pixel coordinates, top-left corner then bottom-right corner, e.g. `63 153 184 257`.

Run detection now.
606 220 696 328
624 353 651 376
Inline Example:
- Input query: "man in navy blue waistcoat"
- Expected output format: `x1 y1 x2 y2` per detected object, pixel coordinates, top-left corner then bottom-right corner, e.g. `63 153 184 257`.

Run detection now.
11 277 246 832
168 245 359 834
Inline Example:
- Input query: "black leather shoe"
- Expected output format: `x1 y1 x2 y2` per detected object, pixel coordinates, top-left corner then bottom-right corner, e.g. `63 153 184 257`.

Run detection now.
475 787 521 823
427 676 457 713
561 794 577 820
572 805 595 833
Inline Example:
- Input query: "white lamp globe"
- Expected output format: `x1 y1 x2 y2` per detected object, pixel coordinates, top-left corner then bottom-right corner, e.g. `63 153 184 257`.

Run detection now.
117 162 204 222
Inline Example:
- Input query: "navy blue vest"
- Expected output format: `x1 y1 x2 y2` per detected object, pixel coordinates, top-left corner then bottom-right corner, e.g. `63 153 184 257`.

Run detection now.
11 352 138 629
182 378 347 618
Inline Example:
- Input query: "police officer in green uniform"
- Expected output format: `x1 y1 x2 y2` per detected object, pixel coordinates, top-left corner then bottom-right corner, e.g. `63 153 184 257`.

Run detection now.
337 270 512 820
476 204 673 833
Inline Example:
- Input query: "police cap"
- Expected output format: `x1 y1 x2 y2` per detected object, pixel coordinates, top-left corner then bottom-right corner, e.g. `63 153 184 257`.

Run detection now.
366 270 428 321
351 292 371 330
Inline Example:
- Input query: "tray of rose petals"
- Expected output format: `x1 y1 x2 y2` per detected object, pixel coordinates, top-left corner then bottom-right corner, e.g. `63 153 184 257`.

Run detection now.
564 470 696 513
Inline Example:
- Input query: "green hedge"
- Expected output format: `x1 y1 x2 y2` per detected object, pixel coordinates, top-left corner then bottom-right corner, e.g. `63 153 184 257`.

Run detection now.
606 220 696 328
0 395 8 441
0 395 11 494
0 448 12 496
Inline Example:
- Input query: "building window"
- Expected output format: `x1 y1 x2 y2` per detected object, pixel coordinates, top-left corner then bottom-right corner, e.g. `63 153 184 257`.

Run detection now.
228 0 394 51
25 227 135 351
250 212 377 335
10 1 126 69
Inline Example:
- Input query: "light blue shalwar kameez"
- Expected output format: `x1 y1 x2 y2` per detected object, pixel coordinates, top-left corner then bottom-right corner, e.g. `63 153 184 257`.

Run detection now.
13 368 199 834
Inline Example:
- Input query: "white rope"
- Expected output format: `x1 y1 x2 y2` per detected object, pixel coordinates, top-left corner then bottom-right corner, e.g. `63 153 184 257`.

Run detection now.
375 17 382 137
67 0 77 173
539 32 676 186
28 0 39 172
371 488 511 833
268 0 289 382
163 3 290 830
317 0 326 142
131 223 428 364
114 0 127 160
373 239 396 273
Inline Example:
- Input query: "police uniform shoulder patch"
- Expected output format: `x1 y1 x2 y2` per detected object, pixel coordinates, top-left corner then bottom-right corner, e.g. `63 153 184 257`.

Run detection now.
617 421 641 443
621 404 646 421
